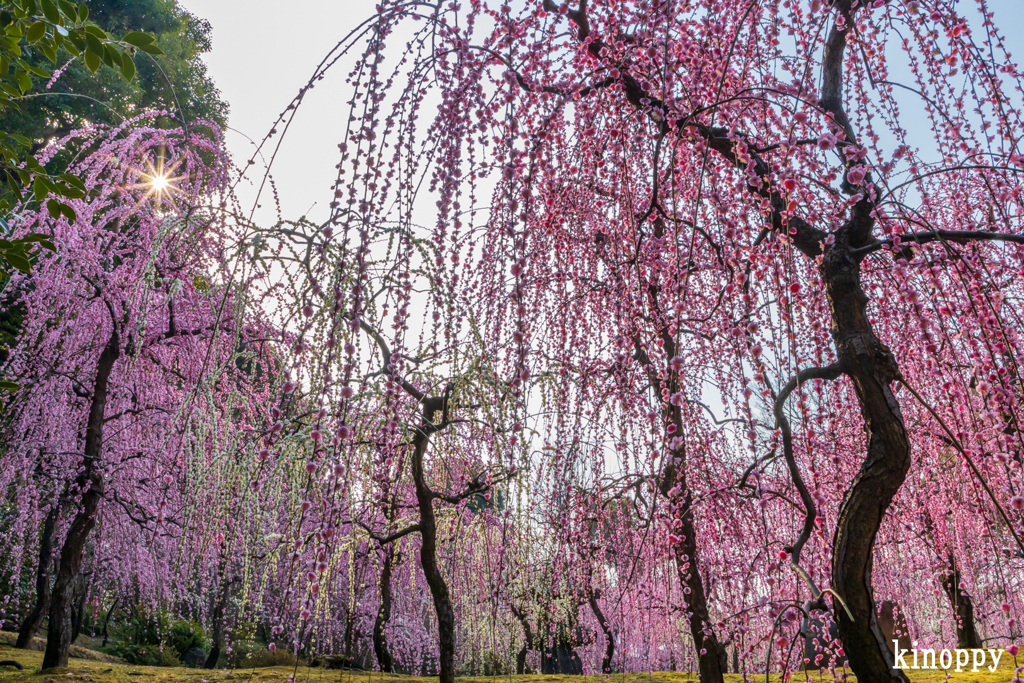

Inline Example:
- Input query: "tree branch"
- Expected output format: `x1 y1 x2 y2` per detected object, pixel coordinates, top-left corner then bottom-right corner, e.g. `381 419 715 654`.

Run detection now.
854 229 1024 256
773 362 844 594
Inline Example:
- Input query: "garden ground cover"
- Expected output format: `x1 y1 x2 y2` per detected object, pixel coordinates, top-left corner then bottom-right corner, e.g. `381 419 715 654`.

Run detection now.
0 642 1020 683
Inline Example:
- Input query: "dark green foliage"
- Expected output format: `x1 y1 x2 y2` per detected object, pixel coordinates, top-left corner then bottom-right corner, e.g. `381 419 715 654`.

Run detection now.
1 0 227 152
103 609 209 667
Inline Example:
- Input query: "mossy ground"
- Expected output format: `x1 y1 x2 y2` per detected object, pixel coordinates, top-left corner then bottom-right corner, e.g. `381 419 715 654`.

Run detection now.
0 643 1020 683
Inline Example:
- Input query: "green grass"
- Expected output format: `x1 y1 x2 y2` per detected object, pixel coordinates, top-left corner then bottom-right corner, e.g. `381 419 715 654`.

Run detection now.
0 641 1019 683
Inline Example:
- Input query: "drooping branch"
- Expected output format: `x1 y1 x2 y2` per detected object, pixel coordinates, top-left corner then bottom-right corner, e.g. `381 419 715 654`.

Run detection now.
772 362 844 576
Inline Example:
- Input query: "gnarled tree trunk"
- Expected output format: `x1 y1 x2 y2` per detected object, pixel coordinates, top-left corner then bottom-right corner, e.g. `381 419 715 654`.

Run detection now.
410 395 456 683
510 603 535 675
100 597 118 648
204 557 231 669
372 543 396 672
588 588 615 674
823 226 911 683
42 327 118 670
657 428 727 683
17 499 61 648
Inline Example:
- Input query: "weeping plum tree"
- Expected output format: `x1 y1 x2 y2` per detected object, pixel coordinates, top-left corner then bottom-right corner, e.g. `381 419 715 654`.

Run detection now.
0 117 275 669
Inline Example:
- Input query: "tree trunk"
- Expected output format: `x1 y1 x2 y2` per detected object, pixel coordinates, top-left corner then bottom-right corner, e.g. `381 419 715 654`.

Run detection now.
919 508 983 650
941 554 982 649
510 603 534 675
588 589 615 674
410 396 456 683
16 500 61 648
822 230 911 683
69 570 89 645
100 598 118 648
669 485 728 683
658 420 725 683
204 561 231 669
372 543 396 672
42 327 118 670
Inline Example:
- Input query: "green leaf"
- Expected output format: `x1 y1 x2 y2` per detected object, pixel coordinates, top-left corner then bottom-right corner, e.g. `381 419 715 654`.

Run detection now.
83 25 105 38
26 20 45 43
55 183 84 199
16 70 31 93
39 0 59 24
102 43 120 68
120 53 135 81
39 42 56 62
84 30 102 54
46 197 60 218
58 173 85 192
120 30 155 48
58 202 74 221
57 0 76 19
83 47 98 72
0 380 21 391
32 176 50 201
135 41 163 56
20 233 56 251
5 250 30 273
77 3 87 21
26 63 50 78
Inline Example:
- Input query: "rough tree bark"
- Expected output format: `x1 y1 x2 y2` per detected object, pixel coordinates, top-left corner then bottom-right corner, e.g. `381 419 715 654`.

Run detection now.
510 603 535 675
663 474 729 683
69 561 91 646
410 393 457 683
204 556 232 669
355 320 510 683
16 499 61 648
816 4 912 680
587 588 615 674
42 327 119 670
372 543 396 672
822 222 911 683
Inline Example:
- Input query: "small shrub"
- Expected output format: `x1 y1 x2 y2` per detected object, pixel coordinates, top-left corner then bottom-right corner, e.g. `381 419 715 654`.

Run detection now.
242 647 301 668
102 608 209 667
168 618 209 659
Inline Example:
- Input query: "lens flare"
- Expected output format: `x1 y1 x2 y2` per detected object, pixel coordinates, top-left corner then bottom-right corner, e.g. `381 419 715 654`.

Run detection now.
150 174 170 193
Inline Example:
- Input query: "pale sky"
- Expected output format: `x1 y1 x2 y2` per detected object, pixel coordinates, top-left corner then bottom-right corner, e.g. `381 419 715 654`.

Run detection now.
180 0 1024 232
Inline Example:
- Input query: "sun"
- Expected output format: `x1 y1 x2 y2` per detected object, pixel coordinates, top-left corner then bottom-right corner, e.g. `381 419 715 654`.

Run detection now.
129 152 185 209
150 173 170 193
